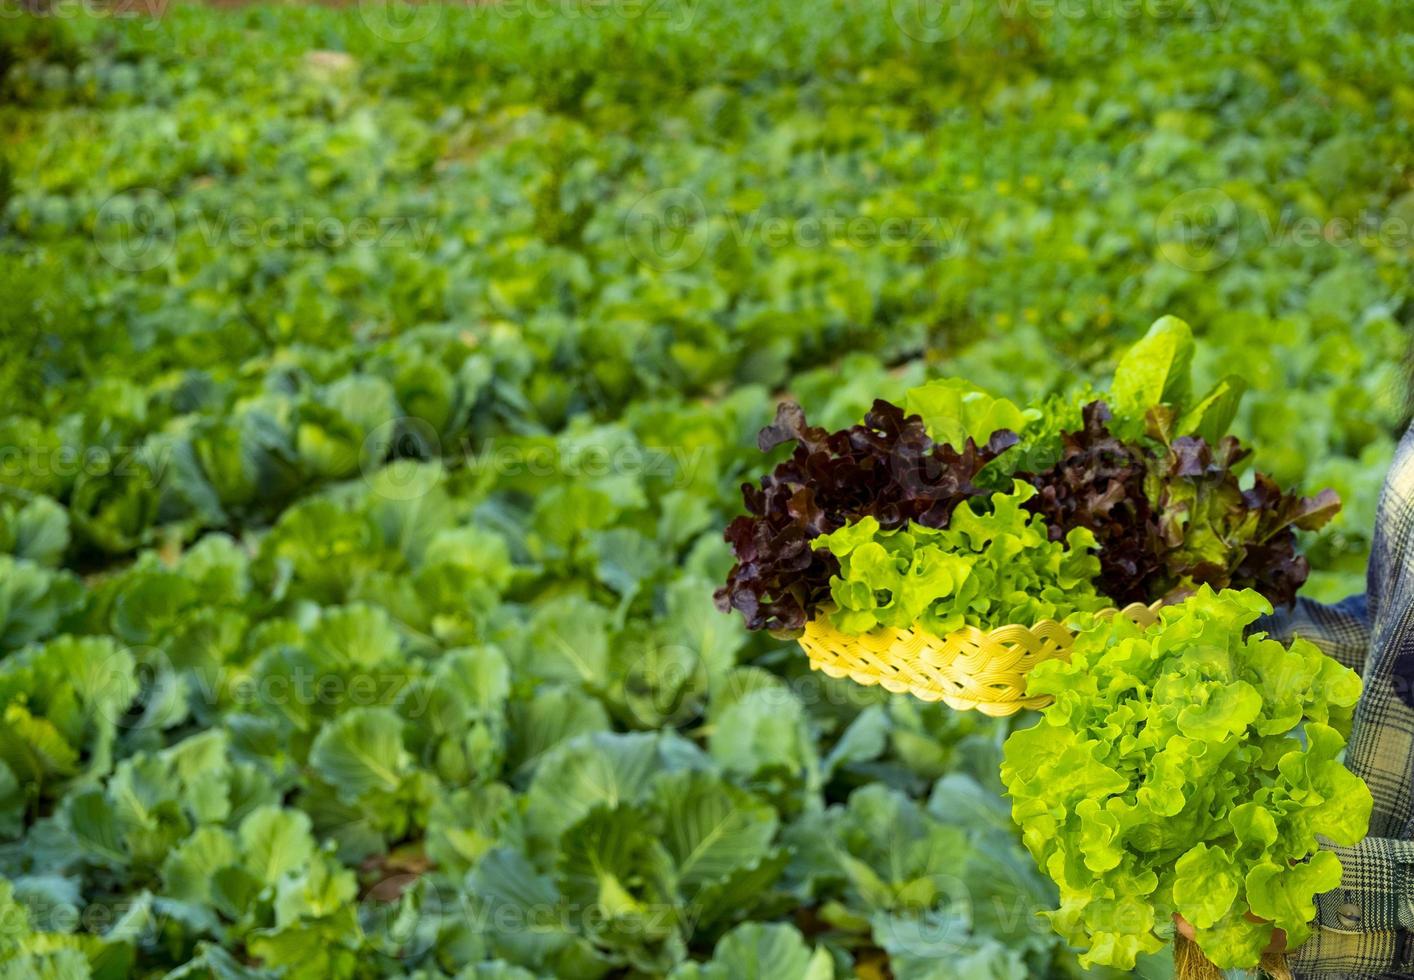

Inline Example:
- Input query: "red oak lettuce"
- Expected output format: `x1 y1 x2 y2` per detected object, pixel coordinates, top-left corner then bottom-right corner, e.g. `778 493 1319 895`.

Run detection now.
715 400 1017 632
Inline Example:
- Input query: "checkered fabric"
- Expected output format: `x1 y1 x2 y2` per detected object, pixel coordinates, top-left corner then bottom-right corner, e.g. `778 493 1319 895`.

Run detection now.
1255 426 1414 978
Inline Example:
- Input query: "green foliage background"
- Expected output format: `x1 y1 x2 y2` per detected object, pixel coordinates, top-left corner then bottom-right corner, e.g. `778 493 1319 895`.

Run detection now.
0 0 1409 976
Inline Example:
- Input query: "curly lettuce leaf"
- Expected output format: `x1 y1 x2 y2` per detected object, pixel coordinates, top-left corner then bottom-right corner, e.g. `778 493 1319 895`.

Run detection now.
1001 587 1372 970
812 481 1107 635
903 379 1038 453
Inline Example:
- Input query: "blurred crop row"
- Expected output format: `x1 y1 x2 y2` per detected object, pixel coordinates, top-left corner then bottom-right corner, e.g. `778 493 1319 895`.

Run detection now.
0 1 1408 977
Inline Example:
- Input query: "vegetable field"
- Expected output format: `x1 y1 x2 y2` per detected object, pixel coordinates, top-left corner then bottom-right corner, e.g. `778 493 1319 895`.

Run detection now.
0 1 1410 977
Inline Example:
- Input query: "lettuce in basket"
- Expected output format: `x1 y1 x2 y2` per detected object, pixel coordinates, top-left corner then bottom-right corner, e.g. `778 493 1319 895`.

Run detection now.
812 481 1108 636
1001 587 1370 971
715 400 1017 633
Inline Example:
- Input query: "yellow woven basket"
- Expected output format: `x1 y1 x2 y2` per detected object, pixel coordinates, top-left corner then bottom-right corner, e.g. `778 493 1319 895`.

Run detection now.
797 601 1162 716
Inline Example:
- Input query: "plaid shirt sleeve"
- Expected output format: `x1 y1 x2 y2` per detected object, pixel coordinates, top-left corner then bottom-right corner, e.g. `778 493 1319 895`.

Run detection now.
1255 593 1372 675
1256 597 1414 976
1265 611 1414 980
1288 836 1414 977
1278 427 1414 978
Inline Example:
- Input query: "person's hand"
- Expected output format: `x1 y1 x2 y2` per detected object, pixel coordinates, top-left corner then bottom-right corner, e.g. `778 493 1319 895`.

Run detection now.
1173 913 1288 956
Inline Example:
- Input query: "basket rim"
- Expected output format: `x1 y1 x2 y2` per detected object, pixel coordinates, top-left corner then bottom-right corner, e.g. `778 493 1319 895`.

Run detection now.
800 599 1162 644
794 600 1166 715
